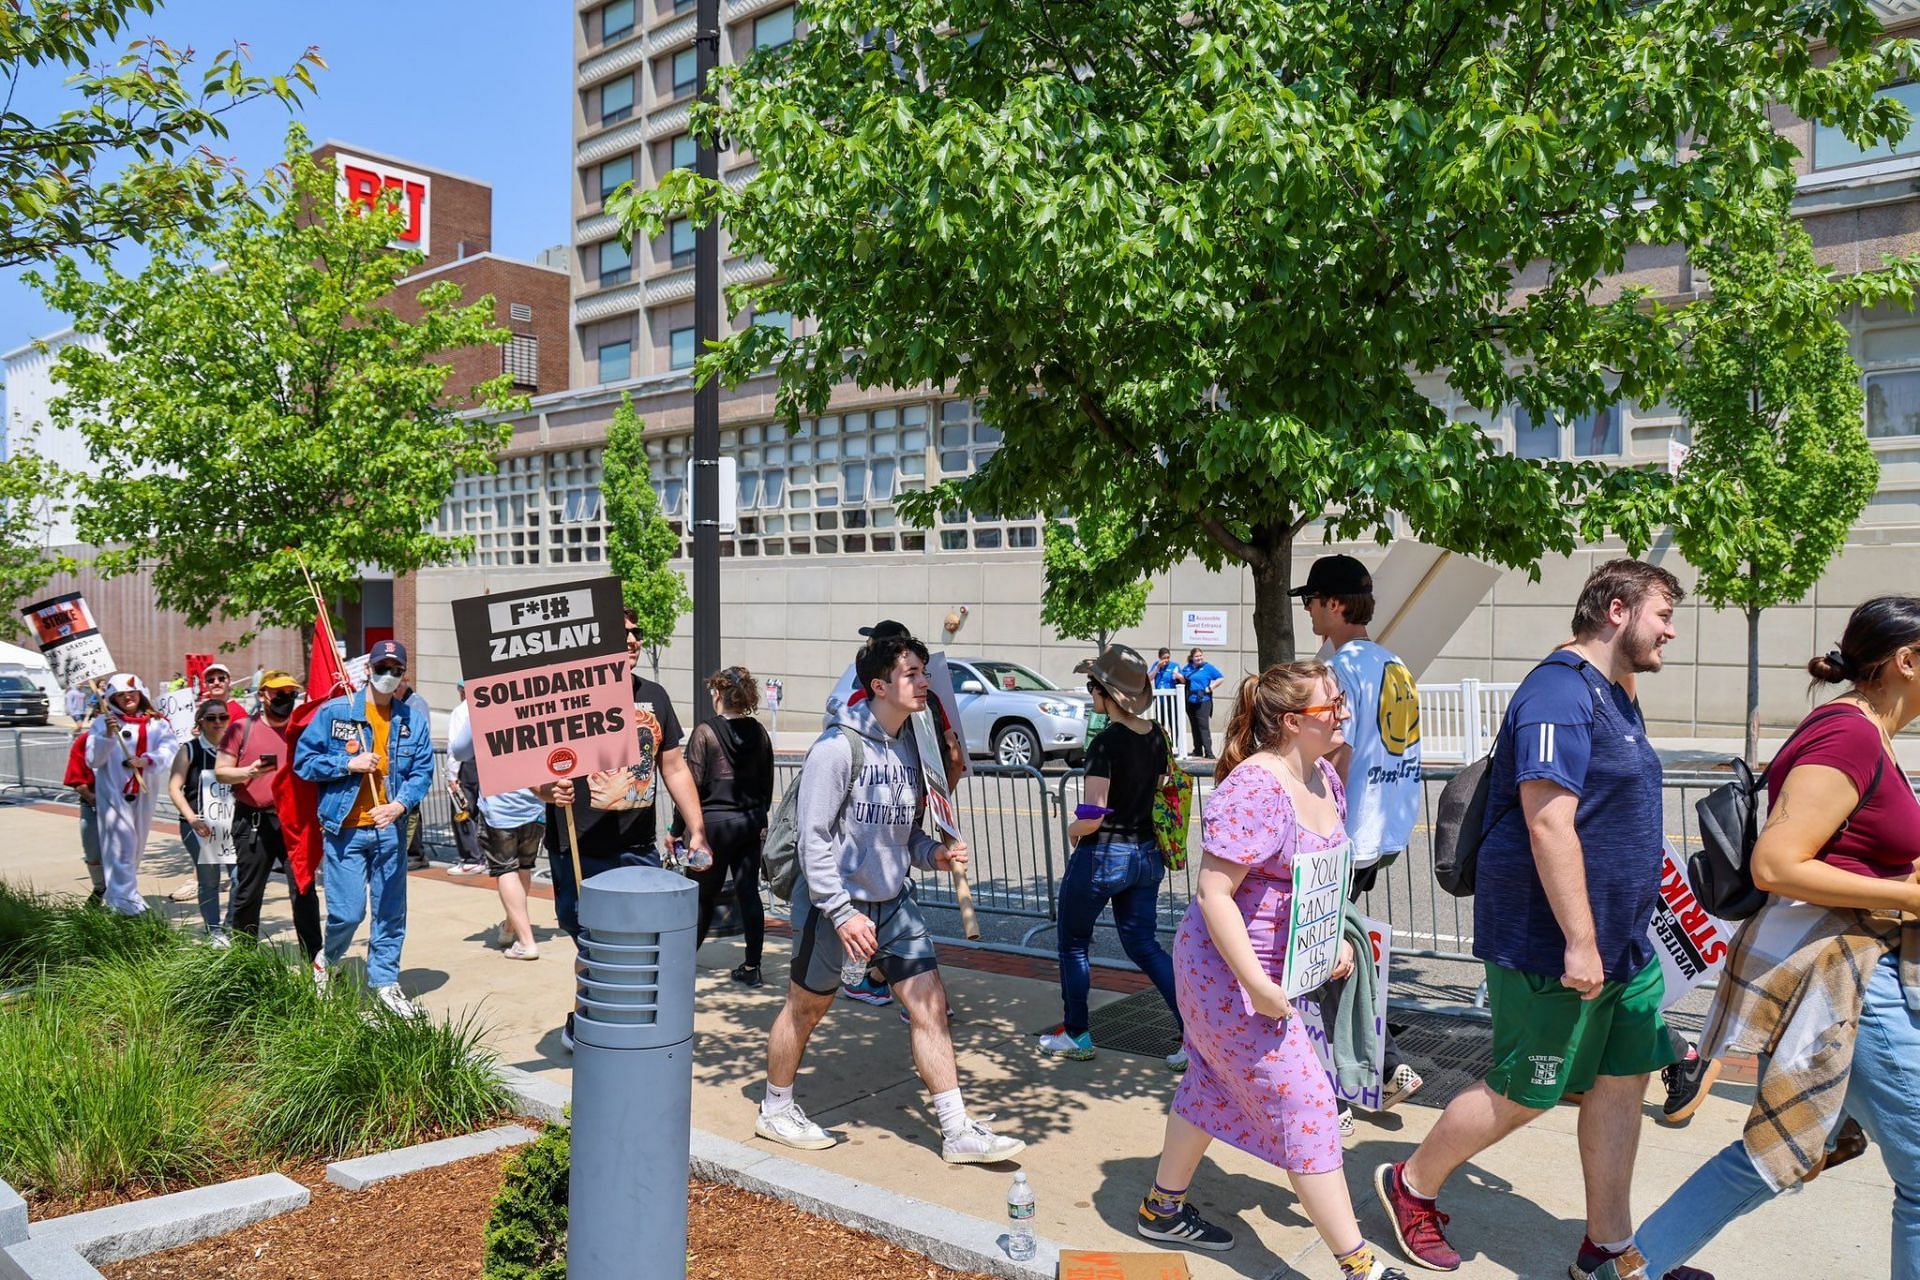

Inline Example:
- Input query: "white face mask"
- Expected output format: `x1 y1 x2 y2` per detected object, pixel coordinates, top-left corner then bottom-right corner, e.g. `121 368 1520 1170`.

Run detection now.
370 672 404 695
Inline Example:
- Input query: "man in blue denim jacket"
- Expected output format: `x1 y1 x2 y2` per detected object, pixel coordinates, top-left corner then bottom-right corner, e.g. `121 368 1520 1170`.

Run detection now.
294 639 435 1017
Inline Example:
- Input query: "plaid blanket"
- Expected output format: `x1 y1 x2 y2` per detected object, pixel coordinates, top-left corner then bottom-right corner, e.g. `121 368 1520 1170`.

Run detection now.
1700 897 1920 1190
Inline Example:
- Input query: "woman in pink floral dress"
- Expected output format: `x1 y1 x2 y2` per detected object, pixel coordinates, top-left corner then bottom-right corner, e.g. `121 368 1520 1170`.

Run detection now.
1135 662 1407 1280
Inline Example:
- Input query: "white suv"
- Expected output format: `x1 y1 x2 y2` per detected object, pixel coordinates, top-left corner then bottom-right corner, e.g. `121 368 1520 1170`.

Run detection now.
946 658 1091 768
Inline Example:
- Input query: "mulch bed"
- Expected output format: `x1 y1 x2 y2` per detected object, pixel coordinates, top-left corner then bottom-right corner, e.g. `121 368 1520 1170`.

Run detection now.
101 1150 998 1280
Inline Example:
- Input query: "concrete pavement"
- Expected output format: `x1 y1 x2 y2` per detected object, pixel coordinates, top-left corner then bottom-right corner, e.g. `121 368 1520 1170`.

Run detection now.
0 800 1895 1278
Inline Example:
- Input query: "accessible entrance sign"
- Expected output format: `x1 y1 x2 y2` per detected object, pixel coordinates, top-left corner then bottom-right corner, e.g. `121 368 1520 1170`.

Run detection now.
452 577 638 795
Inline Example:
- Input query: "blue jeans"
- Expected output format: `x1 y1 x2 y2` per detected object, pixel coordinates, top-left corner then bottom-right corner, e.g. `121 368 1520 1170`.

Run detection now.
321 822 410 987
1639 951 1920 1278
179 819 236 933
1057 837 1180 1037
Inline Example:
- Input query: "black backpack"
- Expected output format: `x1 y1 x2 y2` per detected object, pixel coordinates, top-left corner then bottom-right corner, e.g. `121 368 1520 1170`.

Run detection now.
1433 741 1498 898
1688 705 1883 921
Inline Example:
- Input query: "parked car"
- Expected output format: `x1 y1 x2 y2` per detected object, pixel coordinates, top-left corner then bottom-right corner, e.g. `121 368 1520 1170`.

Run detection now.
946 658 1091 768
0 674 50 726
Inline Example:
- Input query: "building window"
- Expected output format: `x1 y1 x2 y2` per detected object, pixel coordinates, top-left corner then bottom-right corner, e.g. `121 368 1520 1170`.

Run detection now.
600 153 633 203
1570 405 1621 457
435 449 609 567
1513 406 1563 460
602 0 635 42
600 75 634 124
754 309 792 335
1867 370 1920 437
599 340 631 383
599 238 632 287
670 326 696 369
670 218 696 268
671 134 696 170
754 6 795 49
504 334 540 389
1815 83 1920 171
672 47 698 97
1513 403 1622 459
674 0 695 11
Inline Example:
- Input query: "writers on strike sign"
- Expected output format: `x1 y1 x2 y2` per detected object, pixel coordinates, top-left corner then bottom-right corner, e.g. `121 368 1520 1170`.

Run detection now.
452 577 640 795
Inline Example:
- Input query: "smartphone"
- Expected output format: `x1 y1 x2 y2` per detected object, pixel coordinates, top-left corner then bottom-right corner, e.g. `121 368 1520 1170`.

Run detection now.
258 753 278 768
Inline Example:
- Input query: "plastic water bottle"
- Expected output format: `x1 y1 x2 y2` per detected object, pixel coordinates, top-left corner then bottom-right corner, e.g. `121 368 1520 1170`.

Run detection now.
1006 1171 1036 1260
840 955 867 989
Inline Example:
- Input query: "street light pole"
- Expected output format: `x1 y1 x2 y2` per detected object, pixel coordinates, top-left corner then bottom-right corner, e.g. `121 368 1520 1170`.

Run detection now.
690 0 722 709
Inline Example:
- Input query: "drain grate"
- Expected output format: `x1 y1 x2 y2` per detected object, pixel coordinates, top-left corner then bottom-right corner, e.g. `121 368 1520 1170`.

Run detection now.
1061 993 1496 1108
1080 988 1183 1058
1384 1011 1496 1109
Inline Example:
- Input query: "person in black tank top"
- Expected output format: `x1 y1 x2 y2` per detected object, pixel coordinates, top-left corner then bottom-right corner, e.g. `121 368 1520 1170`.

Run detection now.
679 667 776 986
167 699 238 943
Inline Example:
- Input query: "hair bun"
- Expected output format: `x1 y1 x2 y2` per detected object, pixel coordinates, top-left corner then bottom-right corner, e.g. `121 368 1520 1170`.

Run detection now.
1808 650 1854 684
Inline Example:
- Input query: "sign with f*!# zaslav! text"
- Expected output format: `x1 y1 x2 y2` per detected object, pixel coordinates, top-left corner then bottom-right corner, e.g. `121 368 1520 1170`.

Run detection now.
451 577 639 796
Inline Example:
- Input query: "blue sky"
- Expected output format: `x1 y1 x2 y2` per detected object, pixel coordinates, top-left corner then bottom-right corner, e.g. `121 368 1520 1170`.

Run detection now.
1 0 572 406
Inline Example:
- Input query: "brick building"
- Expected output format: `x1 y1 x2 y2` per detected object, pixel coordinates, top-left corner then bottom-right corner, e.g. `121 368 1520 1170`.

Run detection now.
4 142 570 691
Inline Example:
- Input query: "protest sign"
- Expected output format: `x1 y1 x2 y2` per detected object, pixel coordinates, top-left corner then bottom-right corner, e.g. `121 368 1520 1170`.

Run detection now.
1297 915 1392 1110
184 653 215 690
452 577 638 795
343 652 371 693
1058 1252 1192 1280
20 593 115 690
1650 840 1731 1010
925 653 970 777
1280 840 1353 997
1322 541 1502 679
159 687 198 737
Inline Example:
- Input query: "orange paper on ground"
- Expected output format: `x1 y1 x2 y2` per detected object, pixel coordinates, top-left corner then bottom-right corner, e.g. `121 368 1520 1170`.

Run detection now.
1057 1251 1192 1280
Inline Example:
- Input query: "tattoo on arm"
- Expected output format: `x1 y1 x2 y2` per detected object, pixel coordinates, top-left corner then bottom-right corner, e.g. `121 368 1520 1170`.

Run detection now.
1762 791 1790 831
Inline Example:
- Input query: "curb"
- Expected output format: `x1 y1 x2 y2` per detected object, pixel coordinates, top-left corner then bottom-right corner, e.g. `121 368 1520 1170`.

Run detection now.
493 1063 570 1123
0 1179 23 1249
0 1238 103 1280
24 1173 309 1265
325 1125 541 1191
689 1129 1059 1279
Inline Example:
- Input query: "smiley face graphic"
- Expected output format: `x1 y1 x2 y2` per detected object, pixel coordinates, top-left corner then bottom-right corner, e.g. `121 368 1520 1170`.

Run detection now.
1378 660 1421 756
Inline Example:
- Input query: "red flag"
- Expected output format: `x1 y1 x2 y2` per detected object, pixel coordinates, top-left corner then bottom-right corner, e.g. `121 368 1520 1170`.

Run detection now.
274 615 355 893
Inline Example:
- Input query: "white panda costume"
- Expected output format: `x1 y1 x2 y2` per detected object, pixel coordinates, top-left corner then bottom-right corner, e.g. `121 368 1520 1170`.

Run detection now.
84 673 179 915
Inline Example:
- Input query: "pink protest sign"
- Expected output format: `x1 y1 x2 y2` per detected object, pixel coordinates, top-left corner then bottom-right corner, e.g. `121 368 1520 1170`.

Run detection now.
451 577 639 795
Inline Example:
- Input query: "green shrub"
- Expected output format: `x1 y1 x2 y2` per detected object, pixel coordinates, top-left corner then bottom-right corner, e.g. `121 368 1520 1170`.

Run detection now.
483 1116 569 1280
240 996 508 1159
0 882 59 982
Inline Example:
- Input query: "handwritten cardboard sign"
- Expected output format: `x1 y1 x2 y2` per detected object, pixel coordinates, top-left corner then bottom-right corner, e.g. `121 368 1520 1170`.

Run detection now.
1058 1251 1192 1280
452 577 638 795
20 593 115 690
1281 839 1352 997
1297 914 1391 1109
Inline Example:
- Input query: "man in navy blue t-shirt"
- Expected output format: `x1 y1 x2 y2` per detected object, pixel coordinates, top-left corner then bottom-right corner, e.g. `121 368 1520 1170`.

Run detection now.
1376 560 1686 1279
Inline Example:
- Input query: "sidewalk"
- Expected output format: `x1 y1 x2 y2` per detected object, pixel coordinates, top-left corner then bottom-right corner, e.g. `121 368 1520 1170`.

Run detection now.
0 801 1894 1278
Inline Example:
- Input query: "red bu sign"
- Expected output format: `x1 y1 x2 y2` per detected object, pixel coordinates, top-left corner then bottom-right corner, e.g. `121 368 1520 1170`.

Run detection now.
335 153 430 253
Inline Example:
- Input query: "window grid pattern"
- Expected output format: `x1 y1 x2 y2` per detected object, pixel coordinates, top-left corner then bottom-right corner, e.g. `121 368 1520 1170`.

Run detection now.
504 334 540 388
438 401 1045 565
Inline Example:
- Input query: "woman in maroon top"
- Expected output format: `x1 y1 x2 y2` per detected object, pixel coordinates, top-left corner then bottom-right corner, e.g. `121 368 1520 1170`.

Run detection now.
1621 597 1920 1280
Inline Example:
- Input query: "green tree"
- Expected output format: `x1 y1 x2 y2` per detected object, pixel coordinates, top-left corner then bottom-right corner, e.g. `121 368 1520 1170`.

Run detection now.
2 1 321 268
0 439 74 633
623 0 1917 665
32 126 522 640
1668 206 1903 759
1042 488 1152 651
603 393 690 677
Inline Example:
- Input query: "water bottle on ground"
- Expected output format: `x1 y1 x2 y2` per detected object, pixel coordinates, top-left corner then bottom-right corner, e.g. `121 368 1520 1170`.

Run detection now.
1006 1171 1035 1260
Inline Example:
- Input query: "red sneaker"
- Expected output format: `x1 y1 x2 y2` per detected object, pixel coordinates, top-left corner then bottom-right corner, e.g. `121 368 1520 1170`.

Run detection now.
1373 1162 1461 1271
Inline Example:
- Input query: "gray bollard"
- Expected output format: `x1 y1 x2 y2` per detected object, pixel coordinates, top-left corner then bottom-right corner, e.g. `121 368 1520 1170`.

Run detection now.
568 864 699 1280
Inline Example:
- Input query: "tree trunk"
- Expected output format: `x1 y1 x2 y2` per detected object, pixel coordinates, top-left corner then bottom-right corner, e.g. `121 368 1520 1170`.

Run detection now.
1745 600 1762 764
1249 536 1297 669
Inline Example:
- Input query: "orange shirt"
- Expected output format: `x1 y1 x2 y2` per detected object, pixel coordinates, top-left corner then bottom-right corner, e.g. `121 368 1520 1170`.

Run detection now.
345 698 393 828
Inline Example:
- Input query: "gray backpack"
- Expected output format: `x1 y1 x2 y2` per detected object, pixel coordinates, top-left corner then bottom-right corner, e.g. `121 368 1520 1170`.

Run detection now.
760 727 863 901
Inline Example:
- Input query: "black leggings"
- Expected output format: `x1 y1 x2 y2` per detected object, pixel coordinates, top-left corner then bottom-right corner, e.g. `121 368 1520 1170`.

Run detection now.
1186 699 1214 757
692 810 765 967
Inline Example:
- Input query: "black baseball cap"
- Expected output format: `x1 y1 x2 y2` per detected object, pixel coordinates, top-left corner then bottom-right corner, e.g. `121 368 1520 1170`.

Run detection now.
1289 554 1373 598
858 619 911 639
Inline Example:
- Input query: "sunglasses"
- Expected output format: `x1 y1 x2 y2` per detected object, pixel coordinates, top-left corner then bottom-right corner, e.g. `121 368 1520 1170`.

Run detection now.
1297 694 1348 719
200 713 231 723
624 629 642 639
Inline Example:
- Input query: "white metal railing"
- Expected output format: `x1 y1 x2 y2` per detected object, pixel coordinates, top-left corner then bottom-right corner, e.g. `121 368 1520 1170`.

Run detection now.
1148 679 1516 763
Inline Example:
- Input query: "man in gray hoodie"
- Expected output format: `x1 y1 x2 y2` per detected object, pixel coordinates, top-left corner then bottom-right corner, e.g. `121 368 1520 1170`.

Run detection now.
757 631 1025 1165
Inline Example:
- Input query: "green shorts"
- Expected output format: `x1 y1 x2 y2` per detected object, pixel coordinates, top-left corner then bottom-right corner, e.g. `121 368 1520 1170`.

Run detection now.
1483 959 1677 1108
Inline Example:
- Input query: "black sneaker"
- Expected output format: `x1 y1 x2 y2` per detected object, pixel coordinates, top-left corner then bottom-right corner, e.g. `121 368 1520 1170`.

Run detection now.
1657 1051 1721 1127
1136 1199 1234 1252
730 963 764 987
560 1012 575 1053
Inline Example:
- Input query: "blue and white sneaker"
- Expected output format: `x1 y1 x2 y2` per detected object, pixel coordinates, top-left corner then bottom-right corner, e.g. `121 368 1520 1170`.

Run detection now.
841 976 893 1006
1037 1026 1096 1060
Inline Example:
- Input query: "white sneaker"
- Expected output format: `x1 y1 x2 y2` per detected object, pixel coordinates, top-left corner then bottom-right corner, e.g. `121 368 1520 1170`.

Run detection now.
941 1117 1025 1165
755 1101 835 1150
208 930 232 950
311 955 330 992
504 940 539 961
449 862 488 877
374 984 424 1019
1166 1048 1189 1073
1036 1027 1095 1060
1381 1063 1424 1109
